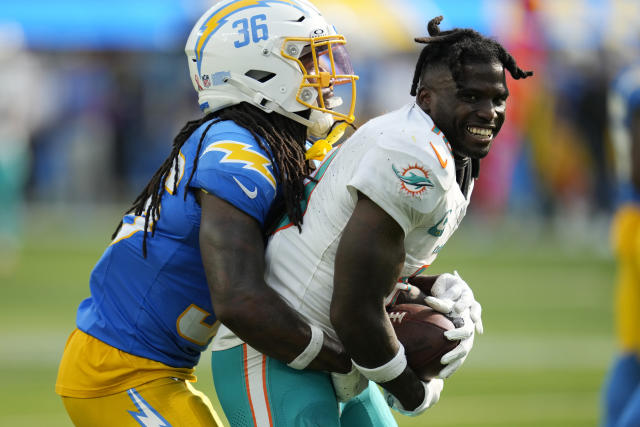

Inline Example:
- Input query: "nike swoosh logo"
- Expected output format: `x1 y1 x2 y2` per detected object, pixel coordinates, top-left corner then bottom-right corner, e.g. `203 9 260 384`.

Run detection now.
233 176 258 199
430 142 448 169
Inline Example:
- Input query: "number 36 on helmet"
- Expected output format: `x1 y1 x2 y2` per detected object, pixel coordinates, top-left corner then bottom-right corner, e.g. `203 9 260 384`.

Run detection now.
185 0 359 138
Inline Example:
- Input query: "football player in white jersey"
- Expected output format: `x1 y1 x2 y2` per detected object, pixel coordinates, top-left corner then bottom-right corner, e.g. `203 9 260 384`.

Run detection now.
211 16 532 426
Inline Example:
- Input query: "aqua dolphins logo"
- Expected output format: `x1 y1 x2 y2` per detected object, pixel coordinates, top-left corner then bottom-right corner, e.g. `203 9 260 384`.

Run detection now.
392 164 434 197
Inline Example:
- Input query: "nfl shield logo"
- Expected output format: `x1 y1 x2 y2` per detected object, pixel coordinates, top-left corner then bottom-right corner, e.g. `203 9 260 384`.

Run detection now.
202 74 211 88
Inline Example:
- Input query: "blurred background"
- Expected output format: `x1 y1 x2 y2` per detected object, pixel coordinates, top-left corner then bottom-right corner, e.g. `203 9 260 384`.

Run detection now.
1 0 639 425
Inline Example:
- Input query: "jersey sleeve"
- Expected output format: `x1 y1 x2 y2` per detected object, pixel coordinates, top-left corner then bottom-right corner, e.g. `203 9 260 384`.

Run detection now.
190 130 278 226
347 138 449 235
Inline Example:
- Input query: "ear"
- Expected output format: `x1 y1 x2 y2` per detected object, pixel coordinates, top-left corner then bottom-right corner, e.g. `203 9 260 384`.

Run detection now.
416 86 431 114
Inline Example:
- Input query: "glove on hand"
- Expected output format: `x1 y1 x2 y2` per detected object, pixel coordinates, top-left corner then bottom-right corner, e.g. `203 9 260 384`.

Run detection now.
438 308 475 378
383 379 444 416
331 365 369 403
421 272 482 379
424 271 483 334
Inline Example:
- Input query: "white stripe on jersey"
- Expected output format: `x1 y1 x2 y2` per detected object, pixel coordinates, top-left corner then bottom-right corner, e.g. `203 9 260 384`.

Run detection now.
243 344 273 427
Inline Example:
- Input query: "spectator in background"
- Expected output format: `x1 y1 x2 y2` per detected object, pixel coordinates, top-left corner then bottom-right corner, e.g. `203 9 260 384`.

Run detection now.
602 59 640 427
0 24 42 275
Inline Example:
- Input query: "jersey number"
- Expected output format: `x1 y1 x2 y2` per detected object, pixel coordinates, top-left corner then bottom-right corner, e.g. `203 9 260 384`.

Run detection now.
233 14 269 48
177 304 218 346
110 152 184 246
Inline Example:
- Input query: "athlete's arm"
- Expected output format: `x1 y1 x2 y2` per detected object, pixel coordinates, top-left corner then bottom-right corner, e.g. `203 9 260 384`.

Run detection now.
199 191 351 373
330 192 427 410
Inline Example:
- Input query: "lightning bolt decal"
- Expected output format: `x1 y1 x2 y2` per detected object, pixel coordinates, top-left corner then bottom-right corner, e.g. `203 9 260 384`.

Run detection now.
201 141 276 189
195 0 305 74
127 389 172 427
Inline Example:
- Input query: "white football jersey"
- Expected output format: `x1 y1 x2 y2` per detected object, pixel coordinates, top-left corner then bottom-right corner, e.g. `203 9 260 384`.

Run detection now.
213 103 473 349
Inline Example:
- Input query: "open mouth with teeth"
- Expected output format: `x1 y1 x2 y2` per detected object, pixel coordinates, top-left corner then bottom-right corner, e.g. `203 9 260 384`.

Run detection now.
466 126 494 141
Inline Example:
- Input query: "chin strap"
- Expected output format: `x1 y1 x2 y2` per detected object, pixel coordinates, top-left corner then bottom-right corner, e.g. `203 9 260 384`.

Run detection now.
305 122 349 161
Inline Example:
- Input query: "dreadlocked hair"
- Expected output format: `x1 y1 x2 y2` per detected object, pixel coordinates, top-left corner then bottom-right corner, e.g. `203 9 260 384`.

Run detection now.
112 102 309 257
410 15 533 96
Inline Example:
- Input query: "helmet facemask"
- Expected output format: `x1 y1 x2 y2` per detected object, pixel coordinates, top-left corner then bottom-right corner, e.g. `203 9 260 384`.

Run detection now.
281 34 357 137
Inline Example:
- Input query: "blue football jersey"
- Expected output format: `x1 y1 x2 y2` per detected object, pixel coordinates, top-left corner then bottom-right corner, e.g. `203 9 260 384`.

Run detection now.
610 62 640 203
611 63 640 127
76 119 279 368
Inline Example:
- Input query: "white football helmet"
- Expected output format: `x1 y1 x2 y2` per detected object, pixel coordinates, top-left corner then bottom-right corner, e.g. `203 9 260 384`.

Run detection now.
185 0 358 137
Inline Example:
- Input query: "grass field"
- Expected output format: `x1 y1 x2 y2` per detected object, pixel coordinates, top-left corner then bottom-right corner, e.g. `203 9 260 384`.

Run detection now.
0 206 616 426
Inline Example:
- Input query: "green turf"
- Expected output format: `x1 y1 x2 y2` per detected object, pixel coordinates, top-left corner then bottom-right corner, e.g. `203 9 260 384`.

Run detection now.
0 208 616 426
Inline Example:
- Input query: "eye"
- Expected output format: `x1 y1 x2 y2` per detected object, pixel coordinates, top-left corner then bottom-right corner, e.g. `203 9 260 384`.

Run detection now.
460 93 478 103
493 96 508 107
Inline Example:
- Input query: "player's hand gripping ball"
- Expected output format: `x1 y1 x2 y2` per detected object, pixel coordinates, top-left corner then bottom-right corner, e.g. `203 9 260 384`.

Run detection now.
387 303 459 381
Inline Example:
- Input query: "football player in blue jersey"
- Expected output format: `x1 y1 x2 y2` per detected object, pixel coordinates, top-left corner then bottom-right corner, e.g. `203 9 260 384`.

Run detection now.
55 0 358 425
602 60 640 427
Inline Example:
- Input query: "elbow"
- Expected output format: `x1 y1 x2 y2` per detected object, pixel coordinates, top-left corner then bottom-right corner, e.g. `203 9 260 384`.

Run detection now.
213 292 260 330
214 303 243 327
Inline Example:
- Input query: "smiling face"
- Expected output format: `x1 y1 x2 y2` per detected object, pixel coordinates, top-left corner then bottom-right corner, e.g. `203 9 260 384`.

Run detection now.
417 60 509 159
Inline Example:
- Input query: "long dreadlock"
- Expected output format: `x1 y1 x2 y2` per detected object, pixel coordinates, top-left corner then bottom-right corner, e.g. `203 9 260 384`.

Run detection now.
112 102 308 257
410 16 533 97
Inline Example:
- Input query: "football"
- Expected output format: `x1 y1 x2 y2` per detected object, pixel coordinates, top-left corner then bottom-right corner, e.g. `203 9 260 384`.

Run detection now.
387 303 459 381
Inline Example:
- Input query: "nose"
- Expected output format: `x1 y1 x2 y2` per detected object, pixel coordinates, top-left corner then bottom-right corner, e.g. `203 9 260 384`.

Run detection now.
476 99 498 122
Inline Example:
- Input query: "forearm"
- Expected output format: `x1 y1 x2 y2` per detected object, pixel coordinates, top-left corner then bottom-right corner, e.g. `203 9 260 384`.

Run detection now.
333 301 426 409
333 301 398 367
200 193 349 373
216 285 349 372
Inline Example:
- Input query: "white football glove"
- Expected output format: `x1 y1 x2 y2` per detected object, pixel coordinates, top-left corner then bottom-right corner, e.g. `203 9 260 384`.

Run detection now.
422 271 482 379
424 271 483 334
438 308 475 378
331 366 369 403
383 379 444 416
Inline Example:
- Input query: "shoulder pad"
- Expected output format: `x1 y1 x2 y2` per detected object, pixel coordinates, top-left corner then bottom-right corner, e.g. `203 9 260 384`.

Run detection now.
369 124 456 192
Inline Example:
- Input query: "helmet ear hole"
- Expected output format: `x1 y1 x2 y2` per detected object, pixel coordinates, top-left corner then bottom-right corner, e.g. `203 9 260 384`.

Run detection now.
245 70 276 83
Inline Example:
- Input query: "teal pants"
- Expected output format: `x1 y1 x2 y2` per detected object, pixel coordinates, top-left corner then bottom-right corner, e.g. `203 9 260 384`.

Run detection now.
211 344 396 427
